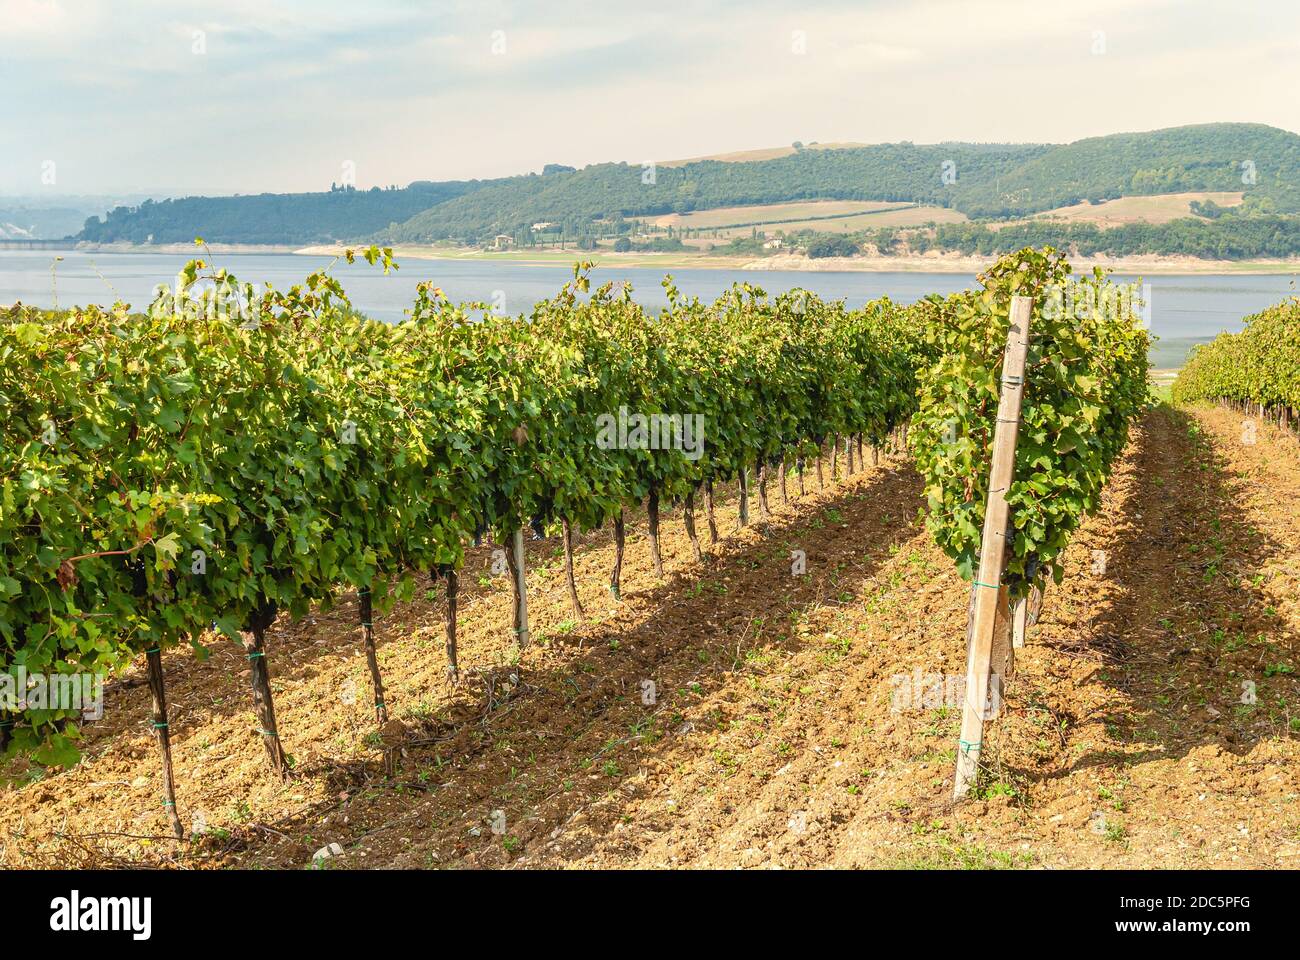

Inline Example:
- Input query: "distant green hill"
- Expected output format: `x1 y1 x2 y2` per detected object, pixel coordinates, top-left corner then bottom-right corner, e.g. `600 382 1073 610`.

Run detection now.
953 123 1300 217
383 142 1044 242
0 195 154 240
72 123 1300 247
77 181 488 245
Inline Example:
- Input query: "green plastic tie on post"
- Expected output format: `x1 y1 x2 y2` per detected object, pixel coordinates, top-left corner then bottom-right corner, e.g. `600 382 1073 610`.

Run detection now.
247 651 265 659
973 580 999 590
959 739 982 755
152 722 168 729
257 728 278 738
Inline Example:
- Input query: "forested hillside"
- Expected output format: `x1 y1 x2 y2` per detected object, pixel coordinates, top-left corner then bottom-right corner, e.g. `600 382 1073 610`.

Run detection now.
76 180 489 245
954 123 1300 217
382 142 1043 242
907 214 1300 259
386 123 1300 243
68 123 1300 249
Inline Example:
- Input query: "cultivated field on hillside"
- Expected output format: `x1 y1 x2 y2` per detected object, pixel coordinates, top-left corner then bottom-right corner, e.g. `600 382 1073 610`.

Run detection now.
657 201 967 240
651 199 910 230
1030 191 1245 226
657 142 868 167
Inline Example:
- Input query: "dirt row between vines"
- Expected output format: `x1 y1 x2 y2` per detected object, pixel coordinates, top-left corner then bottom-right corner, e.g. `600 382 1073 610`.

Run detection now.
2 404 1297 869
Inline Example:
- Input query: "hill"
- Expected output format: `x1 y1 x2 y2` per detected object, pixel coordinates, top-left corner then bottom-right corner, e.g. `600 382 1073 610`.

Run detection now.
68 123 1300 248
0 195 155 240
383 142 1043 243
954 123 1300 217
76 180 489 245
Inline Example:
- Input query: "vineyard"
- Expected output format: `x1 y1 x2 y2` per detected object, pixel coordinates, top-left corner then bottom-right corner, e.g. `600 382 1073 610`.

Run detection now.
4 245 1299 869
1173 297 1300 427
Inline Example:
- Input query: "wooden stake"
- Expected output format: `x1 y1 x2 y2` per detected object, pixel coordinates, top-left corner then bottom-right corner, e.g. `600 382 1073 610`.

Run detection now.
797 458 806 497
562 517 585 619
145 648 185 840
244 604 288 778
816 449 825 490
510 527 529 649
756 459 770 523
704 482 719 544
990 582 1015 687
358 587 387 725
778 460 788 505
1011 593 1029 649
738 469 750 527
954 294 1033 800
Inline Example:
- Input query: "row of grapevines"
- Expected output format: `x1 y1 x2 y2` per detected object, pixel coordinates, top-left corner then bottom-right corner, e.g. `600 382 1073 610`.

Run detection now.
907 247 1151 592
1172 297 1300 413
1 255 922 766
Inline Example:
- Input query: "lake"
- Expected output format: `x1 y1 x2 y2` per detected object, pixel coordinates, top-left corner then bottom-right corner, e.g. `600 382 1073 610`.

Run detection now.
3 249 1296 368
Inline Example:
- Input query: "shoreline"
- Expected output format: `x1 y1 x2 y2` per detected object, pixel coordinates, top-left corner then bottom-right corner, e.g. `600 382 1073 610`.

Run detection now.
24 242 1300 277
296 244 1300 276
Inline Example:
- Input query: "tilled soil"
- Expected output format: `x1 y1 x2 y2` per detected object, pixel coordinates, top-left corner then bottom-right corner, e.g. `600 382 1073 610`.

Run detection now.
2 405 1297 869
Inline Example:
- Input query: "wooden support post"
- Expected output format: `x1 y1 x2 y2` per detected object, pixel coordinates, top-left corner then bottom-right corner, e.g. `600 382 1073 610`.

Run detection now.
244 604 288 779
954 294 1033 800
145 648 185 839
738 469 750 527
1011 593 1029 649
990 583 1015 687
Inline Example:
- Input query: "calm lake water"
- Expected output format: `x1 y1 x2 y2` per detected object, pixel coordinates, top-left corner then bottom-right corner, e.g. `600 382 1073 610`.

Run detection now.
3 249 1296 367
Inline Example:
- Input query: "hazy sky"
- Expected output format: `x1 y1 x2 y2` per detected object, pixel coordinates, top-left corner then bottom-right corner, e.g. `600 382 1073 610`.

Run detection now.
4 0 1298 196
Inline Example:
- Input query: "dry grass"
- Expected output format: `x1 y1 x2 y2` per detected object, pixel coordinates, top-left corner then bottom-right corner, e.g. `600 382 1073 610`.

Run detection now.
652 200 909 231
1027 191 1245 227
658 142 868 168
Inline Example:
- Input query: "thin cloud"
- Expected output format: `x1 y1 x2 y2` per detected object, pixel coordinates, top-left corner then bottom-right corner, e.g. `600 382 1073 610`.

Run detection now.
2 0 1297 195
